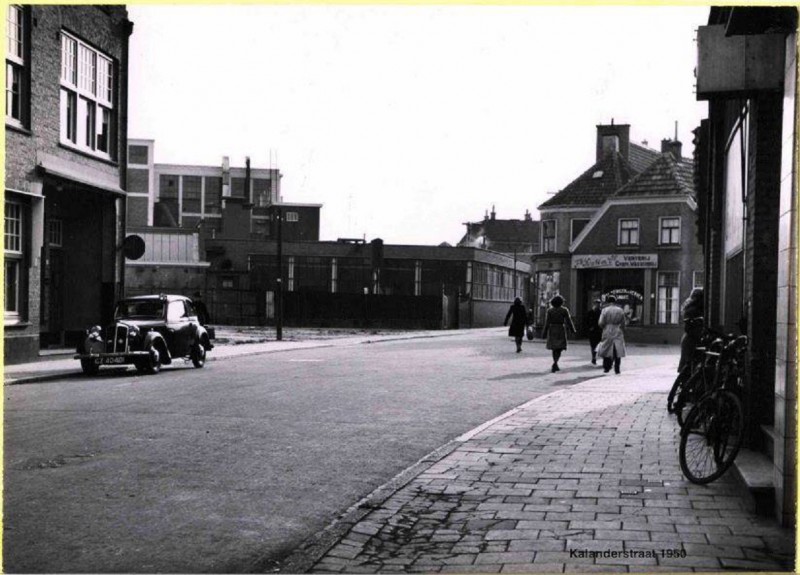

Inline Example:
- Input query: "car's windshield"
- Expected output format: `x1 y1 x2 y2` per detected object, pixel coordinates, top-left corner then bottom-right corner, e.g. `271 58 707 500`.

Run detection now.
114 300 165 320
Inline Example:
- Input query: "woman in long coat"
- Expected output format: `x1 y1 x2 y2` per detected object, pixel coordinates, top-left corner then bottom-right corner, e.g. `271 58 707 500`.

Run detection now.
596 295 627 374
503 297 528 353
542 295 576 372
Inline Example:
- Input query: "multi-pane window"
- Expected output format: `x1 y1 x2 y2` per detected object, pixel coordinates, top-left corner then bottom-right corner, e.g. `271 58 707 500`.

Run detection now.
286 212 299 222
693 270 705 289
6 5 26 126
618 219 639 245
5 201 22 320
60 31 115 158
657 271 680 325
542 220 556 253
159 175 179 224
253 179 271 207
48 219 63 247
204 177 222 215
182 176 202 214
660 217 681 245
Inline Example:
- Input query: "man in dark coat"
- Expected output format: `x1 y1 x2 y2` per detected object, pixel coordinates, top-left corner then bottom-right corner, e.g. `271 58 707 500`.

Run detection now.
585 299 602 365
193 291 212 326
503 297 528 353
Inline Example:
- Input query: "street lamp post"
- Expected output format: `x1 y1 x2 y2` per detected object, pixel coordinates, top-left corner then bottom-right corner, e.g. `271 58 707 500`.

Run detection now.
276 205 283 341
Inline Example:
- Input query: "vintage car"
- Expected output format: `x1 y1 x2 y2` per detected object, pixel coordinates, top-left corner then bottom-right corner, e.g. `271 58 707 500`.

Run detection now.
74 294 214 375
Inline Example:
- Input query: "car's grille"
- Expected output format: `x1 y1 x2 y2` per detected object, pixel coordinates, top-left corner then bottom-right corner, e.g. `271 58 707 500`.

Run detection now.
113 324 129 353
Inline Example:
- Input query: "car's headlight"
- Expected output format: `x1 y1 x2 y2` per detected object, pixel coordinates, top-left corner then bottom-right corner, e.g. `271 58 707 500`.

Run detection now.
128 325 140 339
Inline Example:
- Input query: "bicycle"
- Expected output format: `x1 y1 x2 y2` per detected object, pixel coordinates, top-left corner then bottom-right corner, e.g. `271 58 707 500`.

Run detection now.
678 334 748 484
667 323 722 426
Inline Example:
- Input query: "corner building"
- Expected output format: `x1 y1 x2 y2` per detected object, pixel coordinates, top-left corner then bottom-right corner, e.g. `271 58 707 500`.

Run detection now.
5 6 133 363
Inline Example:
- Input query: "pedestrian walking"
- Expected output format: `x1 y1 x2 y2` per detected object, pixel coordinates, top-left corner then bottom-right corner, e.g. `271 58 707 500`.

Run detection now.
679 287 704 372
596 295 626 374
503 297 529 353
585 298 602 365
541 295 576 372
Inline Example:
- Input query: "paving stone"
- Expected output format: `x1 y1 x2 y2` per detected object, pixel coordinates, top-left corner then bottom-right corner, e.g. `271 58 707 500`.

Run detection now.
475 552 535 565
502 563 564 573
564 564 627 572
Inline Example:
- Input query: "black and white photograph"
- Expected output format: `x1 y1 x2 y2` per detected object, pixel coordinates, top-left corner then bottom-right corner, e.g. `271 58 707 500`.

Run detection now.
3 3 797 573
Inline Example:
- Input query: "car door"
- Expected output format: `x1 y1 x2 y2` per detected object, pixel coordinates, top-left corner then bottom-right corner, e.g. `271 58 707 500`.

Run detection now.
165 301 192 357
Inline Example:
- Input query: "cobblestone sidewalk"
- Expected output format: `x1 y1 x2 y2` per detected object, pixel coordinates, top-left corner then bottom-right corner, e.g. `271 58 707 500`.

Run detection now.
304 367 795 573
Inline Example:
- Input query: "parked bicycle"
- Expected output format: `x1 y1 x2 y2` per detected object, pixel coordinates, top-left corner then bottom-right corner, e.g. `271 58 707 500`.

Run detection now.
678 334 748 484
667 321 723 426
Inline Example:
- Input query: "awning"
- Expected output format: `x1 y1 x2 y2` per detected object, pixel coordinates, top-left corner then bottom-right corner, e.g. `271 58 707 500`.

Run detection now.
36 153 126 196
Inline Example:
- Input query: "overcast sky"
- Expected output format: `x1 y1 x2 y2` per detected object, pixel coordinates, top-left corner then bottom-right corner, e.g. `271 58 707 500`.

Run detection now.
128 5 708 246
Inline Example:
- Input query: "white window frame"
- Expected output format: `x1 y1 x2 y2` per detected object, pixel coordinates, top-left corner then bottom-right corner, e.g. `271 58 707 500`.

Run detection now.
542 219 557 253
570 218 590 243
659 216 681 246
618 218 640 246
6 5 26 128
60 30 115 160
657 271 681 325
286 211 299 222
5 200 23 322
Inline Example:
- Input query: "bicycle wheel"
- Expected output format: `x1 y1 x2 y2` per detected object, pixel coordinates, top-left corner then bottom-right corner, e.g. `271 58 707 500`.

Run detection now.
667 366 689 414
675 367 705 427
679 391 744 484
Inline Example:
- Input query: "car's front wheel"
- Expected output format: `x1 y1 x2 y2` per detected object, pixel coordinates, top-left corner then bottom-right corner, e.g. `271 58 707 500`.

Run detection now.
80 358 100 376
190 342 206 368
143 346 161 375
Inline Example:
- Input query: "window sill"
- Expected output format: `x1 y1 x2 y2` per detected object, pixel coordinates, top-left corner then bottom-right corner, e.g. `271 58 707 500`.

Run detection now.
4 320 31 328
6 121 31 136
58 142 119 167
656 244 682 250
616 245 641 250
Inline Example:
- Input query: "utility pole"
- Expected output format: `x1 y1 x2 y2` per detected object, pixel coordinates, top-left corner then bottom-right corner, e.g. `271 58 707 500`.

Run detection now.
276 205 283 341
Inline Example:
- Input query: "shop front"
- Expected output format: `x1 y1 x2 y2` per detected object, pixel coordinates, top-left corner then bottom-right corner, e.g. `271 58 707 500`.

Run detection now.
570 253 681 343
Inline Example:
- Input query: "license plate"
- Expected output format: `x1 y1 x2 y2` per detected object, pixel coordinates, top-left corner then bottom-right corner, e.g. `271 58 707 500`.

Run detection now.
97 357 126 365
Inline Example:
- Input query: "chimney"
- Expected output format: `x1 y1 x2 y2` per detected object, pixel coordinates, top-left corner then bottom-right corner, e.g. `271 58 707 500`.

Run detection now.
661 139 683 160
524 209 532 222
491 205 496 220
245 156 252 205
484 209 489 222
221 156 231 198
596 122 630 162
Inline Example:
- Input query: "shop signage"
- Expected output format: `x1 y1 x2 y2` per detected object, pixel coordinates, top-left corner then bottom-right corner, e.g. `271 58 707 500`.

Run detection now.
572 254 658 269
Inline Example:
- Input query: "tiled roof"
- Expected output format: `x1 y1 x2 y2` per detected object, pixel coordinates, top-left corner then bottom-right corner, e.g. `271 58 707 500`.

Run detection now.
613 153 695 199
457 219 540 252
538 153 637 209
628 142 661 173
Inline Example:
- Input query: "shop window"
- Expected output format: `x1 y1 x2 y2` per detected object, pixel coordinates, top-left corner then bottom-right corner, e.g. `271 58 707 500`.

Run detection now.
659 217 681 245
571 219 590 242
542 220 556 253
6 5 28 128
5 200 22 322
618 219 639 246
657 271 680 324
60 31 116 159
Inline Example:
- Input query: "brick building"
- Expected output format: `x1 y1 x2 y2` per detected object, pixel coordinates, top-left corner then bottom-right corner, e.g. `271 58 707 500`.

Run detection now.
4 6 133 363
695 6 797 526
531 123 704 343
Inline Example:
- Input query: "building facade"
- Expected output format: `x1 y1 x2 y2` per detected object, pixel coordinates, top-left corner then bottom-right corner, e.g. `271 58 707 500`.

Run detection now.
531 123 704 343
695 6 797 526
5 5 133 363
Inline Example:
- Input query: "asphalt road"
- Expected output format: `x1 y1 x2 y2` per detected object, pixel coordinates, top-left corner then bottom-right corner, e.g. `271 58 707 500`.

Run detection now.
3 331 674 573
